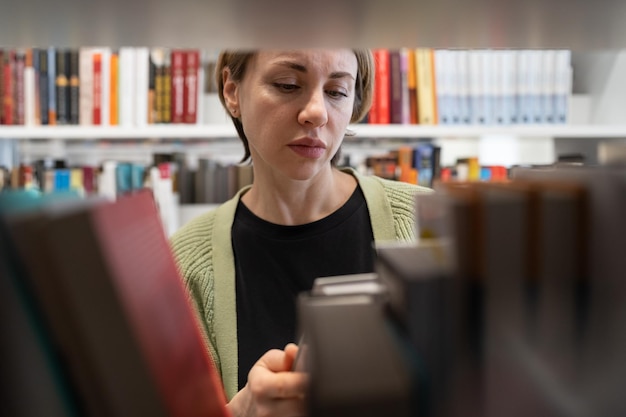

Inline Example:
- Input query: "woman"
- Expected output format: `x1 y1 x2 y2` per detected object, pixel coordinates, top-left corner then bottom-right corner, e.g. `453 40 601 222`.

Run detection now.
171 49 431 417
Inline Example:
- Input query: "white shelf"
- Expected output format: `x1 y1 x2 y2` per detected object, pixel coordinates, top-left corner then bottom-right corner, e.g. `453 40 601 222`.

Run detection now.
3 124 626 140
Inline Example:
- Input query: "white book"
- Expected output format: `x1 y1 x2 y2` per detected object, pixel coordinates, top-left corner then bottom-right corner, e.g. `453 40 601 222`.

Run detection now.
94 47 111 126
98 160 117 201
541 50 557 124
468 50 484 125
134 47 150 126
79 47 94 125
555 50 572 124
455 50 471 124
24 64 36 126
118 47 136 127
434 49 450 125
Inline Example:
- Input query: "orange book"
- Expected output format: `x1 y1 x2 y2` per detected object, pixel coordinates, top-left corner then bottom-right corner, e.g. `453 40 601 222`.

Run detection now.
109 52 119 125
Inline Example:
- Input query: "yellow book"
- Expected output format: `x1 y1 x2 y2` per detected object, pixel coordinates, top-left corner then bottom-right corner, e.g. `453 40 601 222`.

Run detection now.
415 48 438 125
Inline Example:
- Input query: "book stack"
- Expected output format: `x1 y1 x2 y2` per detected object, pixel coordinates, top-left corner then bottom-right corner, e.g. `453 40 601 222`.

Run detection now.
0 190 230 417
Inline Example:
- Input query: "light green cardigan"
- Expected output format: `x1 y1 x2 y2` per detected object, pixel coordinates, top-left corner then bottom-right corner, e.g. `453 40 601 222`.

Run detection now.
170 168 431 400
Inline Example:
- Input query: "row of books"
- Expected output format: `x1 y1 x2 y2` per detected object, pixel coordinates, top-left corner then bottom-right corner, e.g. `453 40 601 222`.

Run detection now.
0 189 230 416
0 47 204 127
369 48 572 126
299 163 626 416
362 143 508 188
0 152 254 235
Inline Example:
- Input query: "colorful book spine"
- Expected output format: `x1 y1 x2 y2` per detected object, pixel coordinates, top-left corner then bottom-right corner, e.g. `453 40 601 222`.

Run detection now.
92 52 102 125
55 49 69 124
47 47 56 125
110 52 119 125
69 50 80 125
170 49 185 124
183 49 199 124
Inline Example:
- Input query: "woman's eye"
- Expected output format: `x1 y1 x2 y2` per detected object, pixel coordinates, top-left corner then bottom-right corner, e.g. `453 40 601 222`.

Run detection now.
274 83 299 92
327 90 348 99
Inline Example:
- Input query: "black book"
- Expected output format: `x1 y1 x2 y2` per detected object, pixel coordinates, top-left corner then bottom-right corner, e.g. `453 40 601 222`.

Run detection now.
38 49 49 125
55 50 70 125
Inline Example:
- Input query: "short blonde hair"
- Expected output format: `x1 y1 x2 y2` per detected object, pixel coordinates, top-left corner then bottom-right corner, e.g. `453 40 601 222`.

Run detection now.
216 49 374 164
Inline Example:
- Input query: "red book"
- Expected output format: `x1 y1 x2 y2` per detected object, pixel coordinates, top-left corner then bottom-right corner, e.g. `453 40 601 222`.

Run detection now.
389 49 403 124
183 49 199 124
170 49 185 123
22 191 230 416
372 49 390 124
92 52 102 125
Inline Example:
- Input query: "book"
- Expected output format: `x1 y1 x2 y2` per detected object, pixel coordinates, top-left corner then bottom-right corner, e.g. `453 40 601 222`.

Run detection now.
416 48 437 125
9 191 230 417
38 49 49 125
14 49 25 125
298 292 414 417
0 191 82 417
55 49 69 125
2 50 14 125
375 240 455 417
92 51 102 125
389 49 403 124
68 50 80 125
109 51 119 125
170 49 185 123
184 49 200 124
47 47 57 125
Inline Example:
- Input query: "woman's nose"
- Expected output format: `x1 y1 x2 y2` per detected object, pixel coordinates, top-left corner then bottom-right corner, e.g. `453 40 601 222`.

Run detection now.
298 89 329 127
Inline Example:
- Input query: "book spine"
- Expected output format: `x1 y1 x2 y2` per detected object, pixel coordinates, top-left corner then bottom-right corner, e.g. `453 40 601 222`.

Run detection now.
162 50 171 123
134 47 149 126
148 52 156 124
92 52 102 125
55 50 69 125
78 48 93 126
118 47 135 127
15 50 25 125
23 49 36 126
376 48 390 125
38 49 49 125
183 49 199 124
69 49 80 125
389 49 403 124
170 49 185 124
47 47 56 125
32 48 41 125
110 52 119 125
3 50 15 125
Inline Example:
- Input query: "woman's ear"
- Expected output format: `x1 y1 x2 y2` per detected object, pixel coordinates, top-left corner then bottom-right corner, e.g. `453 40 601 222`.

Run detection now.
222 67 240 118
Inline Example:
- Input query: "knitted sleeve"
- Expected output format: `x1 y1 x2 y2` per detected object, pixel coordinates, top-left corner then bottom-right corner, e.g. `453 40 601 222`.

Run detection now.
378 177 433 241
169 211 222 377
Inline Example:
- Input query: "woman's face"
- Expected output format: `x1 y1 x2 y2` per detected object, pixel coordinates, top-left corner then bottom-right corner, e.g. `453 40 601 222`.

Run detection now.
223 49 358 181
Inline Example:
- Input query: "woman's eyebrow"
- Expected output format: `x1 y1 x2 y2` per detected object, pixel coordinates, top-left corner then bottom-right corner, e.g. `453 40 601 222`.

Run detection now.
274 61 355 80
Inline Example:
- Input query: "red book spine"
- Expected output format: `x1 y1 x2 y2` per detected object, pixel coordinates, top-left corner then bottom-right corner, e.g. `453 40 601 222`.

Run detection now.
389 49 403 124
376 49 391 125
3 50 15 125
170 49 185 124
183 49 199 124
92 53 102 125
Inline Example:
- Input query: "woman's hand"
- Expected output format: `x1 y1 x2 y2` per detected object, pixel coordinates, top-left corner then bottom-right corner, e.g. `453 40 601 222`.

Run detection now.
227 343 309 417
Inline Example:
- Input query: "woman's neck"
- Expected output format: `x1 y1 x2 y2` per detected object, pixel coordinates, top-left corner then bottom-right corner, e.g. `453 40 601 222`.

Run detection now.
240 168 357 226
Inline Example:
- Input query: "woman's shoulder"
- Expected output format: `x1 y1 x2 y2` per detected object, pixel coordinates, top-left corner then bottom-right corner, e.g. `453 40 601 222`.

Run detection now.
169 208 219 270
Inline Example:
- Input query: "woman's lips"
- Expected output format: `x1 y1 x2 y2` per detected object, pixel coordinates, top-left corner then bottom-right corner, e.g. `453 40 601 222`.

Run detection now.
288 144 326 158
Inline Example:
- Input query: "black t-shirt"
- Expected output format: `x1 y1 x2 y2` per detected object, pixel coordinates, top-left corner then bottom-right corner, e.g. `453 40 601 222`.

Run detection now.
232 185 375 389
